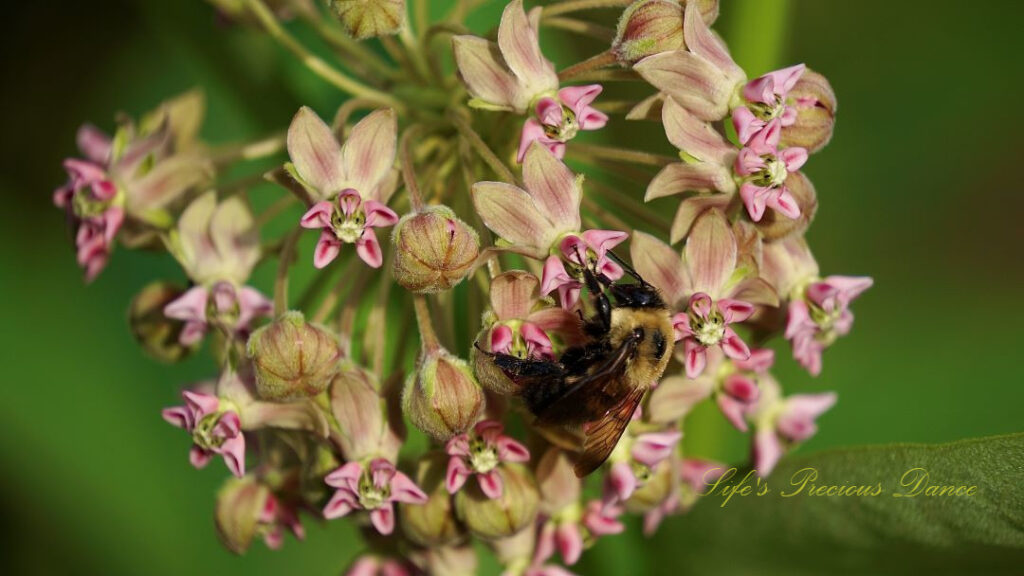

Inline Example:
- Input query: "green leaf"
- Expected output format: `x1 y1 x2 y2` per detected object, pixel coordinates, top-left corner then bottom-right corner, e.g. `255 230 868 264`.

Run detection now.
581 434 1024 576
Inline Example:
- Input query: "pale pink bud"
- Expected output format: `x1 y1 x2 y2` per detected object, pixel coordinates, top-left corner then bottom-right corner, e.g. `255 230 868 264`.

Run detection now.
403 348 485 443
329 0 406 40
392 205 480 293
247 311 343 401
454 463 539 540
400 452 464 547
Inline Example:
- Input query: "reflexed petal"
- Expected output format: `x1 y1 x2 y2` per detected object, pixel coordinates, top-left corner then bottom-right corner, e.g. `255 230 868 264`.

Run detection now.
496 436 531 463
780 147 809 172
752 427 782 476
716 394 749 431
732 106 766 145
164 286 208 323
369 504 396 534
823 275 874 305
325 461 365 488
721 328 751 360
341 108 398 195
362 199 399 228
634 51 733 121
522 143 581 232
498 0 558 96
739 182 769 222
490 324 514 354
287 107 343 195
717 298 755 323
721 373 759 403
77 124 112 164
683 338 707 378
768 187 802 220
662 98 735 164
161 406 192 430
472 181 556 256
682 0 744 83
518 118 550 163
606 461 636 502
390 471 428 504
684 209 737 297
734 348 775 373
645 162 735 201
190 446 213 469
219 435 246 477
355 228 384 268
452 35 523 112
490 270 540 320
630 231 687 307
742 74 775 105
631 431 682 468
555 522 583 565
581 229 627 258
764 63 806 97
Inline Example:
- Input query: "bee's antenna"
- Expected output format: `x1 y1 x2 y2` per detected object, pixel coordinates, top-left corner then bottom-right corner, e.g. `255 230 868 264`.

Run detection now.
605 249 647 285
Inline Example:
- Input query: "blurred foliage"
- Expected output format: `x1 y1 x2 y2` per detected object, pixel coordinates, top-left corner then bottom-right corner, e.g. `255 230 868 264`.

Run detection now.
1 0 1022 574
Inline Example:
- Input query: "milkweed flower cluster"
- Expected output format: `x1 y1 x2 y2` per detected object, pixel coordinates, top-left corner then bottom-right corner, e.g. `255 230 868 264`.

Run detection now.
54 0 870 571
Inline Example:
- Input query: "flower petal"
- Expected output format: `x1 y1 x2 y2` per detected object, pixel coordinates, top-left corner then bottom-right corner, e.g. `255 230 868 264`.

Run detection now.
630 231 688 308
341 108 398 198
645 162 735 201
490 270 540 320
390 471 429 504
684 209 737 297
522 143 582 233
369 503 396 534
498 0 558 97
662 97 735 164
683 338 707 378
313 230 342 269
287 106 343 196
478 470 504 499
446 456 471 494
452 35 523 112
752 427 782 476
682 0 744 83
472 181 555 257
76 124 112 164
300 201 335 229
355 228 384 268
634 51 733 121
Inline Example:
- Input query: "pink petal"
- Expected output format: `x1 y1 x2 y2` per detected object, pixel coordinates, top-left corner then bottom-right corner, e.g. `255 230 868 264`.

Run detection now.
742 74 776 105
362 200 399 228
735 146 766 176
341 109 398 197
582 500 625 536
518 119 550 163
389 471 428 504
581 229 628 260
161 406 192 430
752 427 783 476
337 189 362 218
370 504 396 535
497 0 557 93
631 430 682 468
490 324 514 354
300 201 334 229
683 338 707 378
555 522 583 565
578 104 608 131
716 394 749 432
780 147 809 172
558 84 602 112
688 292 713 319
535 97 564 126
823 275 874 305
478 470 504 499
739 182 769 222
685 209 737 297
76 124 112 164
522 143 582 232
235 286 273 330
765 63 806 97
446 457 471 494
606 461 636 503
355 229 383 268
540 256 574 297
717 298 755 324
731 106 766 146
720 328 751 360
323 489 358 519
219 435 246 478
520 322 554 359
734 348 775 373
496 436 531 463
534 522 557 565
163 286 208 323
446 433 471 457
325 461 364 488
721 374 759 403
182 390 219 418
680 458 727 492
768 187 802 219
313 231 342 269
189 446 213 469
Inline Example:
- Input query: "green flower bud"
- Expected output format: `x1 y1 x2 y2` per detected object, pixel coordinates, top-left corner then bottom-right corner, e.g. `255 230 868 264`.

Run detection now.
400 452 463 546
471 327 520 396
403 347 485 443
129 282 198 362
246 311 343 401
613 0 685 66
214 475 271 555
454 463 539 540
329 0 407 40
392 206 480 294
779 68 837 154
624 459 675 514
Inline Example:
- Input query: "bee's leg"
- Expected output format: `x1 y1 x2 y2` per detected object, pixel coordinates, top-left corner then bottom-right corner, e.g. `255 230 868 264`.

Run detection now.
582 266 612 332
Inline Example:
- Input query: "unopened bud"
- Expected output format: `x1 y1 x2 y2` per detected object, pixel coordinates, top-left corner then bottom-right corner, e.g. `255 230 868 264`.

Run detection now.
780 68 837 154
613 0 685 66
214 475 270 555
403 348 485 443
129 282 198 362
454 463 539 540
329 0 406 40
401 452 463 546
754 171 817 241
412 545 478 576
246 311 343 401
392 206 480 294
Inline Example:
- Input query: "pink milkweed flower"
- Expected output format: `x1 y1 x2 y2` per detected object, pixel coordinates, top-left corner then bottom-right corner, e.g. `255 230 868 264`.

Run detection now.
446 420 530 499
534 499 623 568
540 229 628 310
257 492 306 550
518 85 609 162
54 121 211 282
452 0 559 114
602 429 682 509
748 375 836 475
163 192 270 344
731 63 806 145
642 458 726 535
285 107 400 269
785 275 873 376
323 458 428 535
735 120 808 222
485 271 582 361
631 209 778 378
162 390 246 477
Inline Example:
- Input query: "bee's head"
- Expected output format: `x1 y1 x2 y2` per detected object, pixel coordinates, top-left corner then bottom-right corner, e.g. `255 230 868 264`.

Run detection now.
609 282 666 310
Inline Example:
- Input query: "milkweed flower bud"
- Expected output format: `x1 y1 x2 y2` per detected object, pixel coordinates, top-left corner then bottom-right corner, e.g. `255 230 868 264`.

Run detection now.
411 545 479 576
779 68 837 154
404 346 485 443
247 311 343 401
400 452 463 546
129 281 198 362
329 0 406 40
214 475 305 554
613 0 685 66
162 390 246 477
323 458 428 535
391 205 480 293
454 463 539 540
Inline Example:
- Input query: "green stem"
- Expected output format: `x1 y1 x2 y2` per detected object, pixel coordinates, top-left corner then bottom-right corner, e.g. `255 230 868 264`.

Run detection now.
570 142 676 167
558 50 617 82
210 132 285 165
273 226 303 316
449 113 517 186
300 13 402 81
413 295 441 353
244 0 404 111
400 125 426 211
541 0 632 18
542 17 615 42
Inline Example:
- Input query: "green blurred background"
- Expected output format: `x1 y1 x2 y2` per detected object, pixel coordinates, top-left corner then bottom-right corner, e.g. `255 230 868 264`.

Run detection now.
1 0 1022 574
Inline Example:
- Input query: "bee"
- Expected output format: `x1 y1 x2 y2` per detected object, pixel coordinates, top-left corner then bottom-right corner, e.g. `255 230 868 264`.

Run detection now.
479 253 673 477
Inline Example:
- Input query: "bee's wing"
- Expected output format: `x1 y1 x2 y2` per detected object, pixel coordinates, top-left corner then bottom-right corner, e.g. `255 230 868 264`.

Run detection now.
574 385 646 477
532 335 638 425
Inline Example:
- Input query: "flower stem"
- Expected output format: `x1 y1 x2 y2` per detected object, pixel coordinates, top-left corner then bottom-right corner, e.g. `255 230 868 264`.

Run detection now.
571 142 676 167
413 295 442 353
541 0 632 18
558 49 617 82
449 113 518 186
210 132 286 165
299 12 401 81
255 195 298 227
400 125 426 211
543 17 615 42
244 0 404 111
274 226 303 316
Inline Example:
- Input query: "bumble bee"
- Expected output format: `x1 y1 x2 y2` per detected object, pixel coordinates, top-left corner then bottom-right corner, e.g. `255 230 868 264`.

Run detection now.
479 253 673 477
